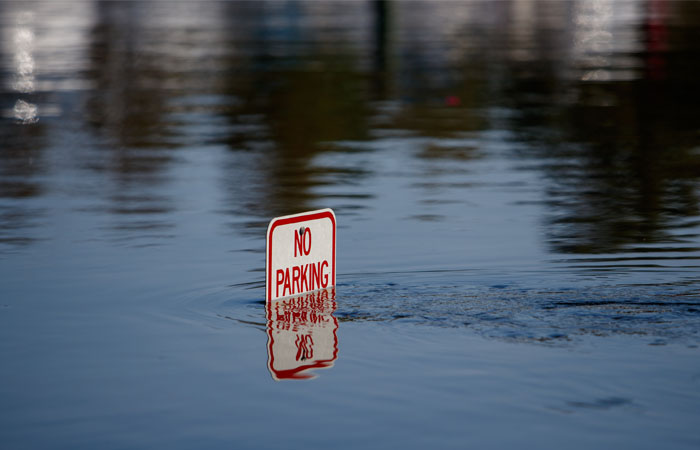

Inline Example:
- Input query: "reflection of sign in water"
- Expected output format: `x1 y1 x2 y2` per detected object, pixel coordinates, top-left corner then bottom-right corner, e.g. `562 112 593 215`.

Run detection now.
266 288 338 380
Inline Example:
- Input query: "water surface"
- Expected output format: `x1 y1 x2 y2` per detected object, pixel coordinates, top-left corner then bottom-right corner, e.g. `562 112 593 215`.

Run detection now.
1 1 700 448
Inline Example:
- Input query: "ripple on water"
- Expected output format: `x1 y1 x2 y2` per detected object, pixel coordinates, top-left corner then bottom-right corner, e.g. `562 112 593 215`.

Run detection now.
209 269 700 347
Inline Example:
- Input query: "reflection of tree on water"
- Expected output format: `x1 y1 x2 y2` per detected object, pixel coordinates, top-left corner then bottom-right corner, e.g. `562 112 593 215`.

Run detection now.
0 2 46 250
219 2 373 229
373 0 494 138
4 0 697 260
215 1 500 232
84 2 184 241
0 123 46 249
545 84 700 254
87 3 174 147
503 0 700 254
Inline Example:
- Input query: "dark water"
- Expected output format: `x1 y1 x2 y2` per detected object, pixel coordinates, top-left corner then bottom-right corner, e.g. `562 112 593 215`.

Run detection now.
2 1 700 448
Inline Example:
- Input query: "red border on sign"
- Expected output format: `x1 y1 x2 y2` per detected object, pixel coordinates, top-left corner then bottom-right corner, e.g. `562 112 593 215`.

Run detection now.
266 209 336 302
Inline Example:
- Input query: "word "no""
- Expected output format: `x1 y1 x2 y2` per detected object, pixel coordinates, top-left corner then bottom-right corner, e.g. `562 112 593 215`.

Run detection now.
294 227 312 257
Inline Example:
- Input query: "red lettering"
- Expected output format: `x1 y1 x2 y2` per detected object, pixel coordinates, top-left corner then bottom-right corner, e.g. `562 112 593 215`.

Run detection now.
294 229 303 257
282 268 291 296
321 260 329 287
300 263 308 292
292 266 300 295
303 228 312 255
276 269 284 298
294 227 312 257
311 262 318 290
276 259 333 300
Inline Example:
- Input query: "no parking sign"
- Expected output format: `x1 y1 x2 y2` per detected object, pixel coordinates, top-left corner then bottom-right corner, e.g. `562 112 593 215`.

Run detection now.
266 209 336 302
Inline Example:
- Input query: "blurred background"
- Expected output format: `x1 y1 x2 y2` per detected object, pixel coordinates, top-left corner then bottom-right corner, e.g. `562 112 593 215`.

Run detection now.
2 0 700 259
1 1 700 448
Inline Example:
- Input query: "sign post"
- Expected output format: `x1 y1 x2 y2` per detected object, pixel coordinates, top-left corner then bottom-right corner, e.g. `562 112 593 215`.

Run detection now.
266 209 336 302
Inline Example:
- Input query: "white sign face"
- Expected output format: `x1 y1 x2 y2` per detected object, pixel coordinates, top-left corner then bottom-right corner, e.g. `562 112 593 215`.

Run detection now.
266 209 336 302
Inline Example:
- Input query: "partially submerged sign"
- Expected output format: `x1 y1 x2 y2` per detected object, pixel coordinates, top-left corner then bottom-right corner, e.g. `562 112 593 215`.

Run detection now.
266 208 336 302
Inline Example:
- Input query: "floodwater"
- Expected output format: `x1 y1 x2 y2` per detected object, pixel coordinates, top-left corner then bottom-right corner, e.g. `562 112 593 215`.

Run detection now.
1 0 700 448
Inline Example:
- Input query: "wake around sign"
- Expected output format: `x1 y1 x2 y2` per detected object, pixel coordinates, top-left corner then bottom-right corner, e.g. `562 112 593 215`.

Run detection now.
266 209 336 302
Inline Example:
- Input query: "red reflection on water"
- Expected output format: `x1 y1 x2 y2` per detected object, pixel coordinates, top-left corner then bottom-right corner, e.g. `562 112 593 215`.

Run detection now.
645 0 668 80
266 288 338 381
